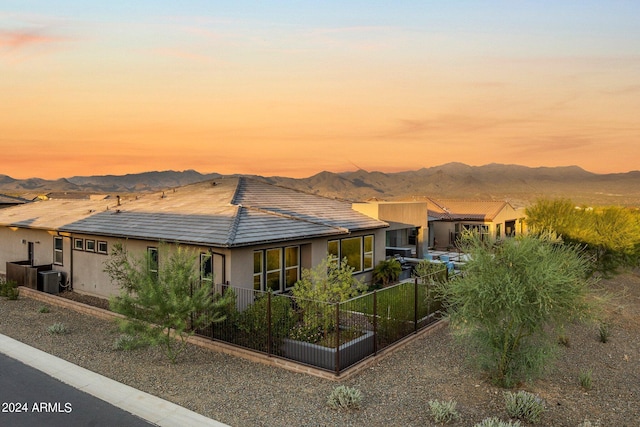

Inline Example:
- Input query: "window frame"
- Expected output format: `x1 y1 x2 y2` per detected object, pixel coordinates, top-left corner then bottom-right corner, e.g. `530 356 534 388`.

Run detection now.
147 247 158 277
201 252 213 286
97 241 108 254
327 234 375 274
254 245 301 292
85 239 96 252
53 236 63 265
74 238 84 251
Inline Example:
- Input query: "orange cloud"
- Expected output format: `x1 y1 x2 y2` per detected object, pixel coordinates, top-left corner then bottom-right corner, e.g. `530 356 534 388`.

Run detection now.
0 29 63 49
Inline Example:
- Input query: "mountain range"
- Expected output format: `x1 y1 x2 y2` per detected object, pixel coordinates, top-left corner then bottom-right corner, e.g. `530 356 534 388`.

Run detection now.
1 163 639 207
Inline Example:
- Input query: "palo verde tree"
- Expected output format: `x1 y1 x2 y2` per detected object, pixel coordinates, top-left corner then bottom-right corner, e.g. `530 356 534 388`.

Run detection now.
105 242 231 363
292 255 367 341
526 198 640 276
441 232 596 387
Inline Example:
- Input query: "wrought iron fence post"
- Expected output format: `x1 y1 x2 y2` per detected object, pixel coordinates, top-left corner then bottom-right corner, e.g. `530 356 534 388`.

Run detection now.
373 290 378 355
267 291 272 356
335 302 340 375
414 277 418 333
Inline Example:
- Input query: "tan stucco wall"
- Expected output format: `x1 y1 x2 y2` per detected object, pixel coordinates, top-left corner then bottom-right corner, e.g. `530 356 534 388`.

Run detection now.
352 202 428 258
0 227 69 275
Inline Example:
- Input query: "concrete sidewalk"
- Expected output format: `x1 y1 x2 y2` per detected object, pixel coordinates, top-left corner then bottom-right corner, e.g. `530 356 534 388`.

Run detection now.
0 334 230 427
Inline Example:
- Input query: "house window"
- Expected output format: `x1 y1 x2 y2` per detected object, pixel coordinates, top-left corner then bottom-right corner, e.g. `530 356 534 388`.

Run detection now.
496 224 502 239
74 238 84 251
201 253 213 285
254 246 300 292
97 241 108 254
284 246 299 289
265 248 282 292
148 247 158 277
253 251 263 291
363 235 374 270
328 235 375 273
53 236 63 265
85 239 96 252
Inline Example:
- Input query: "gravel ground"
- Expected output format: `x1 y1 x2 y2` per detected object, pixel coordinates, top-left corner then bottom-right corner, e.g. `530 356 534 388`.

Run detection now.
1 271 639 427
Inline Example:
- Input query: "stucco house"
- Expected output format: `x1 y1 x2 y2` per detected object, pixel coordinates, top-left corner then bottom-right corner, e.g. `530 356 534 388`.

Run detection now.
0 178 390 299
425 198 526 249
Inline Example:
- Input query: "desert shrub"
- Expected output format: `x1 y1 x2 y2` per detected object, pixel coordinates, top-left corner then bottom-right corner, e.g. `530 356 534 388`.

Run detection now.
47 322 69 335
427 399 460 424
598 322 610 343
113 333 149 351
327 385 362 410
0 279 19 300
443 233 596 387
38 305 50 313
237 292 296 351
579 369 593 390
577 418 602 427
504 390 545 424
474 417 521 427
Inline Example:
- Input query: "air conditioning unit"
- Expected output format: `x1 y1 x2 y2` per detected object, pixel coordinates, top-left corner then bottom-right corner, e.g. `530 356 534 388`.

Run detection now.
39 271 62 295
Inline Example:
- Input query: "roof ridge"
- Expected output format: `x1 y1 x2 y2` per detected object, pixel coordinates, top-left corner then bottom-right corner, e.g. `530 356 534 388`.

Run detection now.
225 205 243 246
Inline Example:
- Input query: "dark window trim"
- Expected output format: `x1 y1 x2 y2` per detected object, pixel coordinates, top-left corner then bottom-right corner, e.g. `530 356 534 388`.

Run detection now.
74 238 84 251
97 241 108 254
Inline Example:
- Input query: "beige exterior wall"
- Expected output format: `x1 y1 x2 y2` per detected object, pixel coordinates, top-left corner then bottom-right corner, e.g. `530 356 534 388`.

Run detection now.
0 227 70 276
2 226 386 298
352 201 428 258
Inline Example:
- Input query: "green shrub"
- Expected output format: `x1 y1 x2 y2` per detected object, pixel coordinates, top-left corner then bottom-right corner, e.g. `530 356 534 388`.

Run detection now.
598 322 610 343
504 391 545 424
0 279 19 300
372 258 402 287
237 292 296 351
474 417 521 427
577 418 602 427
327 385 362 410
427 399 460 424
38 305 51 313
47 322 69 335
579 369 593 391
113 333 148 351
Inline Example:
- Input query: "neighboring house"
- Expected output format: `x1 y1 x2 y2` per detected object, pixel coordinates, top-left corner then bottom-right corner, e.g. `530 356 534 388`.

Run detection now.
352 201 428 259
425 198 526 249
0 178 389 299
0 194 29 209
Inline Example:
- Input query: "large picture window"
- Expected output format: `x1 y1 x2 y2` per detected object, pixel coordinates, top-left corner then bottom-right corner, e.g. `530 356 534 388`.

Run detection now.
254 246 300 292
328 235 375 273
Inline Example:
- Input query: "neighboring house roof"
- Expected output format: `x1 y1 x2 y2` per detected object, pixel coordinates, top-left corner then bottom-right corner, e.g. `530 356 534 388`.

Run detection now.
0 177 388 247
426 198 514 222
0 194 29 208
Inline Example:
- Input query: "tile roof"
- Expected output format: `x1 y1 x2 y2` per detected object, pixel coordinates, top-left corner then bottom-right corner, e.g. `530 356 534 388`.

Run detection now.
0 177 387 247
426 198 512 221
0 194 29 206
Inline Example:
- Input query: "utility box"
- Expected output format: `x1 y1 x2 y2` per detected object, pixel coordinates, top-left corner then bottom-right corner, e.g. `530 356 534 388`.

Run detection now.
39 271 62 295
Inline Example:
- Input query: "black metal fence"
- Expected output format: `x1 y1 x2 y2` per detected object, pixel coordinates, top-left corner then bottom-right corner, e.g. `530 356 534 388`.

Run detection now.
193 268 448 375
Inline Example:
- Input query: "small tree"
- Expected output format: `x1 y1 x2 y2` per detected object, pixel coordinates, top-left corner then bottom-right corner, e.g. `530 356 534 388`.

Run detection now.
292 256 367 341
106 243 231 363
442 232 596 387
373 258 402 287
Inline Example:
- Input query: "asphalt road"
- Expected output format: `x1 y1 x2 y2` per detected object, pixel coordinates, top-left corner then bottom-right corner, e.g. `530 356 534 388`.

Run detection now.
0 352 155 427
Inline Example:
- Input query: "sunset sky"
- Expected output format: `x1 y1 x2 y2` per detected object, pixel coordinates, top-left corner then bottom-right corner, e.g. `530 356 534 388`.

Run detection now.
2 1 639 179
